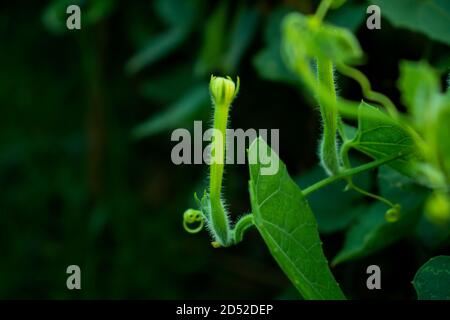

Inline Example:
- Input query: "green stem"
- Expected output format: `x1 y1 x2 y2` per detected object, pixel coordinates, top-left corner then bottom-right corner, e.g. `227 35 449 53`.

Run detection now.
317 57 341 175
350 183 396 207
336 63 398 118
303 151 407 196
232 214 255 244
209 104 231 245
340 141 396 207
210 105 228 199
315 0 333 22
290 55 342 176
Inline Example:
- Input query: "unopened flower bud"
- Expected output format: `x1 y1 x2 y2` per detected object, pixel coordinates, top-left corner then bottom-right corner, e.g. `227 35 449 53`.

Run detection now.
385 204 401 223
209 75 240 107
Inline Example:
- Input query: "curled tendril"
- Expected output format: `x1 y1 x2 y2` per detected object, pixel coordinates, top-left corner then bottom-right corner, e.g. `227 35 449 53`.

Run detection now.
183 209 204 234
385 204 401 223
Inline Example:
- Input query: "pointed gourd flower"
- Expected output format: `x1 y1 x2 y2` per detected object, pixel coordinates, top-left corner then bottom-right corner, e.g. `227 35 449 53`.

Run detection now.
181 76 255 248
209 75 240 108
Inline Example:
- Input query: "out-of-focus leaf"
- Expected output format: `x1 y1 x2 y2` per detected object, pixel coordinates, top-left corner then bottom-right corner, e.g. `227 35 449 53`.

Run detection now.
398 61 450 187
436 96 450 178
84 0 116 25
332 166 427 265
248 137 345 300
253 7 298 85
126 0 202 74
326 2 366 31
297 160 371 234
42 0 72 34
413 256 450 300
154 0 201 27
253 48 298 85
416 215 450 249
283 12 363 66
125 28 187 75
195 0 228 76
42 0 116 35
398 60 441 125
370 0 450 46
132 84 209 139
222 5 260 73
139 64 194 103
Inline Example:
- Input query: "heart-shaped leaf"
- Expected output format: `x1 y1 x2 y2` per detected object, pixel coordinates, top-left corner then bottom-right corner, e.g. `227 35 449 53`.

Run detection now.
248 137 345 300
351 101 417 177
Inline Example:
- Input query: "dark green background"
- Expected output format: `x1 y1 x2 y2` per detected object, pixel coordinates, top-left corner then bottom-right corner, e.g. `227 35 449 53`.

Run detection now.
0 0 448 299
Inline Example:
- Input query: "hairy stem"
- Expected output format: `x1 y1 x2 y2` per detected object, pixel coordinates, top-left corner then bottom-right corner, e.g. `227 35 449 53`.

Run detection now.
317 58 341 175
303 151 407 196
210 104 231 245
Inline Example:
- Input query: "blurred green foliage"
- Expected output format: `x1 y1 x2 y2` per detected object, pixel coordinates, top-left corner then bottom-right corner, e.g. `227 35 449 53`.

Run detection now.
0 0 449 299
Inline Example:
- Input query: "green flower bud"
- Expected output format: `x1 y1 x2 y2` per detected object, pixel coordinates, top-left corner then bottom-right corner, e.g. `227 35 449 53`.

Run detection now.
209 75 240 107
385 204 401 223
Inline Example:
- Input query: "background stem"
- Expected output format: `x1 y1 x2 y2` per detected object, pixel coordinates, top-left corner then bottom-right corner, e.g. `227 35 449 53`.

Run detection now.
303 151 406 196
317 58 341 175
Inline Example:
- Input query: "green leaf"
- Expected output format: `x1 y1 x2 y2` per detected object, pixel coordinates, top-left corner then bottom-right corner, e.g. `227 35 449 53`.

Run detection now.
333 166 426 265
416 215 450 249
326 2 366 32
248 137 345 300
351 101 417 177
253 46 298 85
413 256 450 300
397 62 450 187
154 0 202 27
84 0 116 25
222 5 260 74
282 12 363 66
253 7 298 85
436 96 450 177
125 0 201 74
398 60 441 125
195 0 228 76
370 0 450 46
132 84 209 139
125 29 187 75
139 64 194 103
